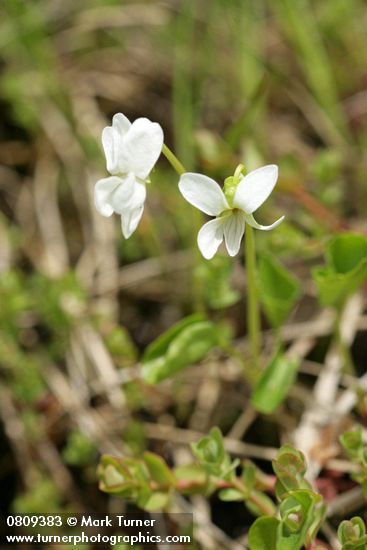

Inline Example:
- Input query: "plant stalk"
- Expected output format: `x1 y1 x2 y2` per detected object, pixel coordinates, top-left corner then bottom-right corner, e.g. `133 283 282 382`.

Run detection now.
162 143 186 175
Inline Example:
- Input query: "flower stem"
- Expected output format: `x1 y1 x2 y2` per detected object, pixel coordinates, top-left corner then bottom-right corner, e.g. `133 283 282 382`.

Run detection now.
162 143 186 175
245 224 261 369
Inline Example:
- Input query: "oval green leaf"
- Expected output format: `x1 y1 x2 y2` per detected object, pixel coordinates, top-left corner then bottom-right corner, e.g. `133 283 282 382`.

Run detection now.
251 354 299 414
248 516 279 550
141 319 219 384
258 252 300 329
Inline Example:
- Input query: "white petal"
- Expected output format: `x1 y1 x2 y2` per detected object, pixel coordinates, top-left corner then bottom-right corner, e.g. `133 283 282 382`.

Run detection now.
111 173 146 215
102 113 131 174
197 218 224 260
112 112 131 134
234 165 279 214
244 213 285 231
94 176 122 217
179 173 229 216
122 118 164 179
102 127 118 174
121 205 144 239
223 212 246 256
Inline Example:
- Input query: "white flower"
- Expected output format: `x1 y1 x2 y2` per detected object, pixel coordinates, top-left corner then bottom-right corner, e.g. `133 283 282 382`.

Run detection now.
179 165 284 259
95 113 163 238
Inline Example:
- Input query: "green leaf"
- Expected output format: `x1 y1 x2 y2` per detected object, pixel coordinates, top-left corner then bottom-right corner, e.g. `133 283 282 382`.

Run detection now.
278 490 324 550
191 427 238 478
258 253 300 328
140 491 170 511
273 446 311 499
192 427 226 466
143 452 176 486
312 233 367 309
306 499 327 545
141 316 219 384
327 234 367 274
142 314 204 362
101 464 127 488
246 490 277 517
218 488 244 501
340 429 363 460
241 461 257 494
248 516 279 550
338 517 367 549
165 322 217 366
98 456 135 497
251 353 299 414
174 464 208 495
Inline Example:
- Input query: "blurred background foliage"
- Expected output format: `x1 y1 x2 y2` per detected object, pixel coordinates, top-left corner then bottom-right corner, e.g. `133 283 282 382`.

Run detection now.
0 0 367 547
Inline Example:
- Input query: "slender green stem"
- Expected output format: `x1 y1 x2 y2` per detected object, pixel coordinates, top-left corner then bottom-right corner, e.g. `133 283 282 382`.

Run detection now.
162 143 186 175
245 225 261 369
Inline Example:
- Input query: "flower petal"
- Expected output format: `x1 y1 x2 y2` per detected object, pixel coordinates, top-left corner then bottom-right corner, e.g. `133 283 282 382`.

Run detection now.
94 176 123 217
102 113 131 174
121 205 144 239
234 165 279 214
197 218 224 260
179 173 229 216
122 118 164 179
244 213 285 231
223 211 246 256
101 127 118 174
111 173 146 215
112 112 131 134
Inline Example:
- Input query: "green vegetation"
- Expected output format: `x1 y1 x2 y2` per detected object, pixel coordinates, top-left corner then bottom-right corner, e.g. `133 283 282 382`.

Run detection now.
1 1 367 548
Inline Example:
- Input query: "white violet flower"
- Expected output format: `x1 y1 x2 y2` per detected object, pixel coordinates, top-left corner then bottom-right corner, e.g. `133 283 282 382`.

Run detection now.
179 165 284 259
95 113 164 238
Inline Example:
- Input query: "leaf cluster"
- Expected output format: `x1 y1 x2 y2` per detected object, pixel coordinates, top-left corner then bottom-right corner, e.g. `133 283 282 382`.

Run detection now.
338 517 367 550
248 446 326 550
99 428 276 516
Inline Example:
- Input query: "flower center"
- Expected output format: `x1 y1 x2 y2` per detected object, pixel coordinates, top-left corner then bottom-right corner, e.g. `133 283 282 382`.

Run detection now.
223 176 236 207
223 164 247 207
